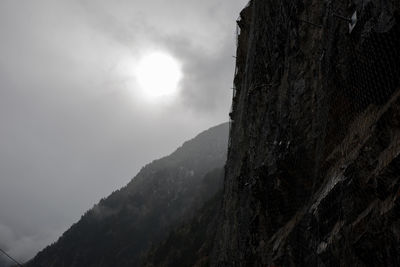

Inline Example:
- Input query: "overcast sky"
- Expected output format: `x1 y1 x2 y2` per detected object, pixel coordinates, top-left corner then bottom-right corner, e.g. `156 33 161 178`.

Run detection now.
0 0 248 263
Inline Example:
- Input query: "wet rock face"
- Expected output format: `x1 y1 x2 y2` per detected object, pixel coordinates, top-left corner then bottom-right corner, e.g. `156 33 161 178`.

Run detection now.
214 0 400 266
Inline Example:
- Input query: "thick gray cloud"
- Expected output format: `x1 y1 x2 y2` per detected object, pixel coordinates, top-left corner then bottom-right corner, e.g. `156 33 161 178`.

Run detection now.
0 0 248 263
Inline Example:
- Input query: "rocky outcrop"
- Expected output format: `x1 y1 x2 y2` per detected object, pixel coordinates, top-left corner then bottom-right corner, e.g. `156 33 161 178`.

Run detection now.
214 0 400 266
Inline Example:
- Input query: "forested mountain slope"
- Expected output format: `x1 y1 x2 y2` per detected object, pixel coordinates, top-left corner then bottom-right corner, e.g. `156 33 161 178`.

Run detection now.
26 123 228 267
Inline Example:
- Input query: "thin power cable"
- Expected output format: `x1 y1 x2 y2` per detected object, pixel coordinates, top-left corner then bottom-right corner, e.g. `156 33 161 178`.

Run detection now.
0 248 23 266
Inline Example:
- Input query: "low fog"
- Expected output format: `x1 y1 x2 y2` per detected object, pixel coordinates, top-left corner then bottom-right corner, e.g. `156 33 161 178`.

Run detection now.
0 0 248 262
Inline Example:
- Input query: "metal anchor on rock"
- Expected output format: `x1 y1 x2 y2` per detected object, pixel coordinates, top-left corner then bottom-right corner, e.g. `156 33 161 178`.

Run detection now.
333 11 358 33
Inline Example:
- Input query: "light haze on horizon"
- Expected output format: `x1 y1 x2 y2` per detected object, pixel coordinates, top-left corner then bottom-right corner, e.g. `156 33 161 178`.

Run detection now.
0 0 248 262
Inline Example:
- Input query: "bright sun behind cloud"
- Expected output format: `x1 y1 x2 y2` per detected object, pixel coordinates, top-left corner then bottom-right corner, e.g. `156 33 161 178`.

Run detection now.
135 52 183 99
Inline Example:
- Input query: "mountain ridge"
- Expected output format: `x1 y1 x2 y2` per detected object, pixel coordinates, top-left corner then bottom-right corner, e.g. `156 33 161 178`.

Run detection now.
25 122 229 267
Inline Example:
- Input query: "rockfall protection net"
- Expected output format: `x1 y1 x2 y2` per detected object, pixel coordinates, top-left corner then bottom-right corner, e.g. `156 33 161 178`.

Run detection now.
227 0 400 265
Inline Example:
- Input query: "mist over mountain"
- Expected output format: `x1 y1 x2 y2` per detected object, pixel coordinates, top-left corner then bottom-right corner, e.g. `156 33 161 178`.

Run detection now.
25 123 228 267
4 0 399 266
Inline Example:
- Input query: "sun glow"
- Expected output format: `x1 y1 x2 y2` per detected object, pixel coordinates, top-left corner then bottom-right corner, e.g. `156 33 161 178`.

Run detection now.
135 52 183 99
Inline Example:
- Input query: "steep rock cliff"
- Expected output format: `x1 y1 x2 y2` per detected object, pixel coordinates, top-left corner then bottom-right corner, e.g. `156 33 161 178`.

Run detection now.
215 0 400 266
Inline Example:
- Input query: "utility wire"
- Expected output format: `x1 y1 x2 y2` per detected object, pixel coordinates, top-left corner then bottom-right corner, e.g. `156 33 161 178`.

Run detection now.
0 248 23 266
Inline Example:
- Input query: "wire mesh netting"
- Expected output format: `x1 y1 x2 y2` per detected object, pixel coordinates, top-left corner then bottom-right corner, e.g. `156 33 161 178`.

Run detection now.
224 0 400 265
